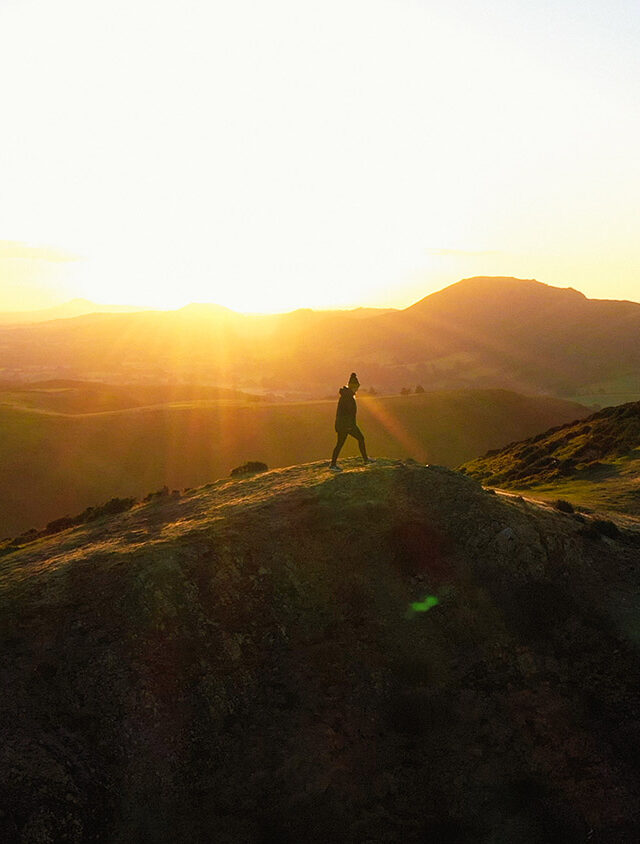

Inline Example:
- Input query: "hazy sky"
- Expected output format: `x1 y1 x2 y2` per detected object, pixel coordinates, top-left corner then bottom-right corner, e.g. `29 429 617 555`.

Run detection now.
1 0 639 312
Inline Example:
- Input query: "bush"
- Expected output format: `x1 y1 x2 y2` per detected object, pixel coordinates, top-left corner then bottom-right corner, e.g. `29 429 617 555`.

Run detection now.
592 519 620 539
82 497 137 521
553 499 574 513
44 515 79 535
230 461 268 477
3 495 139 549
580 519 620 540
8 528 39 547
143 486 170 502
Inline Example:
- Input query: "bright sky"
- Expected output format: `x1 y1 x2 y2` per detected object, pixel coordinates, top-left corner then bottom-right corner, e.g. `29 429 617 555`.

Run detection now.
1 0 639 312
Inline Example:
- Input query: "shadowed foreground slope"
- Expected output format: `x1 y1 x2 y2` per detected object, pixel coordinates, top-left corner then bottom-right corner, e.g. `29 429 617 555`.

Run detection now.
2 461 640 842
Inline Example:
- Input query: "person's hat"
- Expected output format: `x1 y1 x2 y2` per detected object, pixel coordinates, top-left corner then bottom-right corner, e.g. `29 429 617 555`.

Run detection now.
348 372 360 389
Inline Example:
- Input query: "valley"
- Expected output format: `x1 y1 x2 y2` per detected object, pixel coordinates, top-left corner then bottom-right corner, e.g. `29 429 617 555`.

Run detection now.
0 381 588 537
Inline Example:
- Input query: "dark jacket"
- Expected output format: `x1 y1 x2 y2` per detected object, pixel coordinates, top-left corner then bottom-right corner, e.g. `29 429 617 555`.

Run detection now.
335 386 357 432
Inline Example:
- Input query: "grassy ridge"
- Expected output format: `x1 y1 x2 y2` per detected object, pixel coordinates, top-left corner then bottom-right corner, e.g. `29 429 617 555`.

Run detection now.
0 384 588 537
460 401 640 515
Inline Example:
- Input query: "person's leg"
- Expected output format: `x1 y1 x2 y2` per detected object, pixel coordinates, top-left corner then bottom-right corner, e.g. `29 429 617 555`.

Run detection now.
331 431 348 466
350 425 369 462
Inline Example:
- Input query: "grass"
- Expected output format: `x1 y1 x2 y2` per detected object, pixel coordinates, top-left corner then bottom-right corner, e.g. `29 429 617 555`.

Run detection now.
0 382 588 537
461 401 640 517
493 459 640 518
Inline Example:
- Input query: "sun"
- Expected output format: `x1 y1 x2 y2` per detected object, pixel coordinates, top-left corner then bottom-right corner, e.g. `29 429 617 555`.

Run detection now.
72 247 400 314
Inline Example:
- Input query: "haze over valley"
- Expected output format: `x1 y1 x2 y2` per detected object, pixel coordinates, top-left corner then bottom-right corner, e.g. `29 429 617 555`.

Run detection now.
2 277 640 406
0 379 588 538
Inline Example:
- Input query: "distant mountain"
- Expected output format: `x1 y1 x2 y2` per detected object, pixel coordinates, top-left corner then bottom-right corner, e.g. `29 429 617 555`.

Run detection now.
460 399 640 515
0 298 146 324
0 277 638 400
331 276 640 399
2 461 639 840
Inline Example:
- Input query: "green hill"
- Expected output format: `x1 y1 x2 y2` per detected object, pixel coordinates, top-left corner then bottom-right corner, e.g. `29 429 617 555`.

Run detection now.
460 401 640 516
1 461 639 841
0 383 588 537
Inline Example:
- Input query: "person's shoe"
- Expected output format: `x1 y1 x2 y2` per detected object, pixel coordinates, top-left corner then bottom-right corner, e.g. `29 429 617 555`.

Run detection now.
363 458 376 464
329 464 343 472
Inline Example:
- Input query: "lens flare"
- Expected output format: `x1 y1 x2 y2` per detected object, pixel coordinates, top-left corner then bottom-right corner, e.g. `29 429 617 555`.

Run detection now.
410 595 439 613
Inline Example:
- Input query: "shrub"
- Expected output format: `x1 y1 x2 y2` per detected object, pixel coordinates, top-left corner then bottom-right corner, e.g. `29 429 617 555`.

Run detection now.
8 528 39 547
230 461 268 477
3 495 139 548
553 499 574 513
592 519 620 539
44 515 79 535
521 448 543 466
143 486 170 502
579 519 620 541
82 497 137 521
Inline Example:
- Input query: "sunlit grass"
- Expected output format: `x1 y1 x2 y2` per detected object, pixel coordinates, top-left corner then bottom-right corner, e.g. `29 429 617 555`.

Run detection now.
0 383 588 537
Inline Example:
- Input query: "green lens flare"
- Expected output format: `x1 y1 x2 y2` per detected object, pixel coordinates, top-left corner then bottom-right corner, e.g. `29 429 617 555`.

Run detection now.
410 595 439 613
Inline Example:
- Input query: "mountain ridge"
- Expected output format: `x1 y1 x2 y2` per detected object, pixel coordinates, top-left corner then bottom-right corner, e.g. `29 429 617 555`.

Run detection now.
1 276 638 400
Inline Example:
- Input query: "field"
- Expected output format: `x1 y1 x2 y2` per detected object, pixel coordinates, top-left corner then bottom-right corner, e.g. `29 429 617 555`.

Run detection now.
0 382 588 537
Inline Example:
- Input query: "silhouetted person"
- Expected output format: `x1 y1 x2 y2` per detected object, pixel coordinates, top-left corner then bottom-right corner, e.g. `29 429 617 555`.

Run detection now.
330 372 374 471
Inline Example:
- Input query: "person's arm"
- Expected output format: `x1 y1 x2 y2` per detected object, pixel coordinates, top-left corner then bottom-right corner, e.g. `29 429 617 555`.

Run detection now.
349 392 357 422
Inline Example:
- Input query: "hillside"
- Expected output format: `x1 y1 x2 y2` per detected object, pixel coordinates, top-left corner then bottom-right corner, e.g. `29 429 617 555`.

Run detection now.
349 277 640 402
0 380 266 414
460 401 640 516
1 277 639 401
1 461 639 842
0 298 145 324
0 383 588 537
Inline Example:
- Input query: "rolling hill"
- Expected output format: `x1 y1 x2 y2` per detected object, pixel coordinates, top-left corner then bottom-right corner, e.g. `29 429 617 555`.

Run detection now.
0 382 588 537
1 277 639 401
0 298 145 324
2 461 639 841
460 400 640 516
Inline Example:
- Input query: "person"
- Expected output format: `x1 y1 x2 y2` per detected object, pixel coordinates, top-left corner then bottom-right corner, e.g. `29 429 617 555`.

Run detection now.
329 372 374 471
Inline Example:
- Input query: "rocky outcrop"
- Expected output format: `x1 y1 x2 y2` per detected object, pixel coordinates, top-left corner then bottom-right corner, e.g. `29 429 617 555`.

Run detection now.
1 460 639 842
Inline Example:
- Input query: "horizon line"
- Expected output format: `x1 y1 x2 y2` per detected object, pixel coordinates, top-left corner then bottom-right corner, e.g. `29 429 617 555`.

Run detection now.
2 275 639 316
